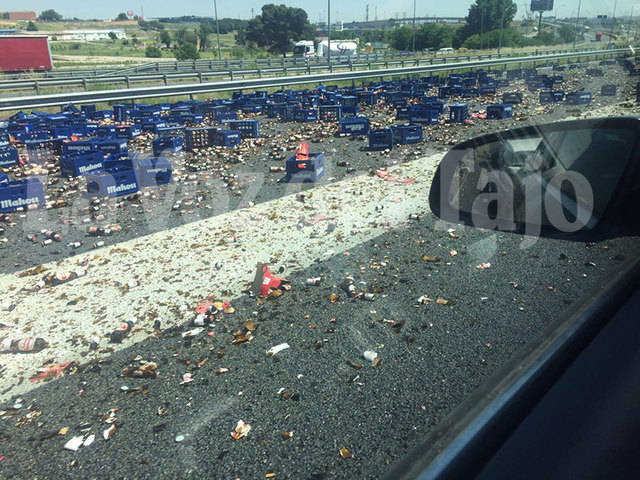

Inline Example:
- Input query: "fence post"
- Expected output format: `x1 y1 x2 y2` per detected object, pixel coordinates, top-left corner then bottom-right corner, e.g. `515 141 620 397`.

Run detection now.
83 78 88 91
34 81 39 95
198 72 203 83
125 76 130 88
163 74 168 86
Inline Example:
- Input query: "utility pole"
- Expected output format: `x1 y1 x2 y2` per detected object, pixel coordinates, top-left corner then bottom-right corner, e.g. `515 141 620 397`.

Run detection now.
412 0 416 52
327 0 331 68
499 1 505 53
480 4 485 50
214 0 221 60
573 0 582 49
366 4 369 22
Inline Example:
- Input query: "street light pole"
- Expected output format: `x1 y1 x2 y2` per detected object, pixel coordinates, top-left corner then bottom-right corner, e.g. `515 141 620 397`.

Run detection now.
498 0 505 53
327 0 331 68
412 0 416 52
214 0 221 60
573 0 582 49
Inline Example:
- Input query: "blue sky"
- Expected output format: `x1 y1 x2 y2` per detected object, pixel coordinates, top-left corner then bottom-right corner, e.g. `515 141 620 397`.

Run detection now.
0 1 631 22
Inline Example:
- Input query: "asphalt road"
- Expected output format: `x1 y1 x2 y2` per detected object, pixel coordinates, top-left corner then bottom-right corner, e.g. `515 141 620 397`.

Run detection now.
0 59 639 479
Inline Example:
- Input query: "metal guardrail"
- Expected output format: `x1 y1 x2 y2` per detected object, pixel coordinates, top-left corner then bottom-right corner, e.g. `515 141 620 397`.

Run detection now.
0 48 622 96
2 45 611 82
0 48 630 111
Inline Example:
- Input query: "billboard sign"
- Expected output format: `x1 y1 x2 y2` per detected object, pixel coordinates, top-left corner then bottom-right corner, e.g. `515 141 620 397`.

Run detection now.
531 0 554 12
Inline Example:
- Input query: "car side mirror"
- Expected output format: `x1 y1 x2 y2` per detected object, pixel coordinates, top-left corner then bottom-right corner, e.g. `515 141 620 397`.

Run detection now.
429 117 640 236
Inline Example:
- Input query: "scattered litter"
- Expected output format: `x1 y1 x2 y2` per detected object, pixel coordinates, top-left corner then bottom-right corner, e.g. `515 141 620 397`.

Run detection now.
363 350 378 363
267 343 290 356
231 420 251 440
64 436 84 452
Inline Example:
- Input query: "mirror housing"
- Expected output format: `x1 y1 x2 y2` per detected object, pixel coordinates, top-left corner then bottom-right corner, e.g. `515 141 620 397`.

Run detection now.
429 117 640 236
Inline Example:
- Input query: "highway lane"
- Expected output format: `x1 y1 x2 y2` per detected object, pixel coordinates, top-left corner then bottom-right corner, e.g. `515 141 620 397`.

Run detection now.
0 136 639 477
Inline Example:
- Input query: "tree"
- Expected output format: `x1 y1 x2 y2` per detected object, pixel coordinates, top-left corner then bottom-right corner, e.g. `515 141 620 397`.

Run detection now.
108 31 118 42
455 0 517 47
160 30 172 48
390 26 413 51
115 12 128 21
558 24 576 43
26 21 38 31
175 42 199 60
246 4 314 55
145 46 162 57
38 9 63 21
198 21 211 51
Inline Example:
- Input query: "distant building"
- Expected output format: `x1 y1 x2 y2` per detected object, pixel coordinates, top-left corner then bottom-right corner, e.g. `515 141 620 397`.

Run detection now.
55 30 126 41
7 11 37 21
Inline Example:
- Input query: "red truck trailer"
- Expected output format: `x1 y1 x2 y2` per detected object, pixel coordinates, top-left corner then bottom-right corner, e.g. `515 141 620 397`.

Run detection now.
0 35 53 72
595 31 603 41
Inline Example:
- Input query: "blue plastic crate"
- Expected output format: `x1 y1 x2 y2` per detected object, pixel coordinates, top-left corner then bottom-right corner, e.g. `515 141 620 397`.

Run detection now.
185 127 217 151
368 129 394 150
285 152 325 182
496 79 510 88
357 91 378 105
294 108 318 122
539 91 565 103
135 118 167 133
222 119 259 138
97 126 116 137
601 84 617 96
112 104 130 122
565 92 592 105
115 125 142 139
0 147 19 168
486 104 513 119
479 85 497 95
449 104 468 124
0 133 9 149
265 103 285 118
318 105 342 122
152 136 183 157
62 140 96 156
462 78 476 88
408 107 439 125
86 167 139 198
85 122 99 136
340 117 370 136
391 124 423 144
276 104 297 122
438 86 451 99
215 129 242 147
586 68 604 76
26 140 56 164
156 125 185 137
94 138 128 157
60 151 108 177
240 104 262 114
0 178 45 212
461 88 479 98
134 157 172 186
91 110 113 120
52 126 73 139
396 106 411 120
502 92 523 104
81 104 96 116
